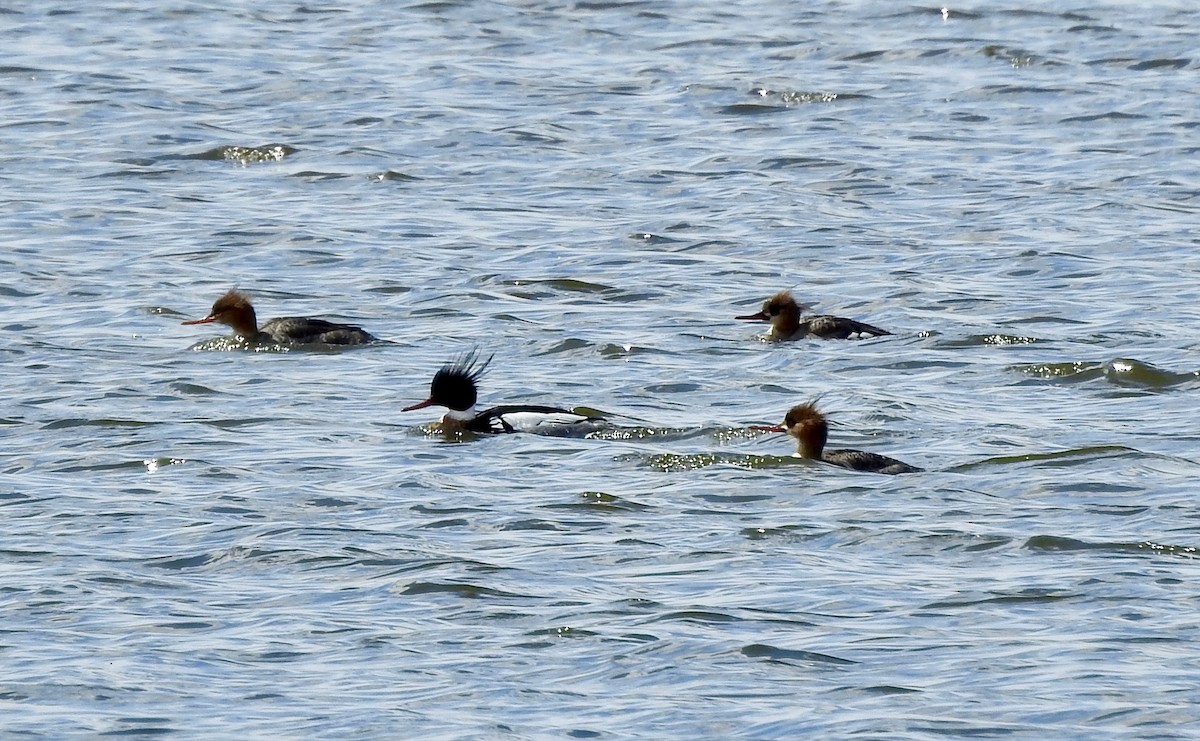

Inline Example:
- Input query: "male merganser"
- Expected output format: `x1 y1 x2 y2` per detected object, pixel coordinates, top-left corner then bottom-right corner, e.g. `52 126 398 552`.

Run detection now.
403 351 608 436
755 402 921 474
736 290 890 340
182 290 377 346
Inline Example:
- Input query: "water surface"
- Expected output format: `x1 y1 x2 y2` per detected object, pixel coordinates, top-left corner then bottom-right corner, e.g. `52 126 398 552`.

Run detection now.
3 1 1200 737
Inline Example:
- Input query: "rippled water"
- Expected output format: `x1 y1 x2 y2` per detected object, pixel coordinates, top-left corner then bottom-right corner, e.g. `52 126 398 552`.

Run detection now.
4 1 1200 737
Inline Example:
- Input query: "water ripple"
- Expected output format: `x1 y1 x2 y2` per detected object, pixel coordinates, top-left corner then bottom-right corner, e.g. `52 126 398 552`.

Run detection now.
4 0 1200 737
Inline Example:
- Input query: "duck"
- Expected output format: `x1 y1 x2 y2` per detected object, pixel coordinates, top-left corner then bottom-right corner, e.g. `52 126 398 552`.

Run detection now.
755 402 921 474
736 290 890 340
403 351 609 436
182 290 377 346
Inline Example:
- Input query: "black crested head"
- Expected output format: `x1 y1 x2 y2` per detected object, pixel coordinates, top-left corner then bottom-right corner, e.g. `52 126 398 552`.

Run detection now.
428 350 493 411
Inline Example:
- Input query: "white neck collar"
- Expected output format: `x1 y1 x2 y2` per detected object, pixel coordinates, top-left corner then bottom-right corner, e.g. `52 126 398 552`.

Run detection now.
444 407 477 423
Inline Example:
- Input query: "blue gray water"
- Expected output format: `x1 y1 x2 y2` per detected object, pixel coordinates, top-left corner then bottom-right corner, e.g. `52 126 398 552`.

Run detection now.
4 1 1200 737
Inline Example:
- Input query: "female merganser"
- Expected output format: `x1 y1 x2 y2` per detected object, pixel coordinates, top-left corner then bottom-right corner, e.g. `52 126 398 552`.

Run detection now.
736 290 890 340
182 290 377 346
755 402 921 474
403 351 608 436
